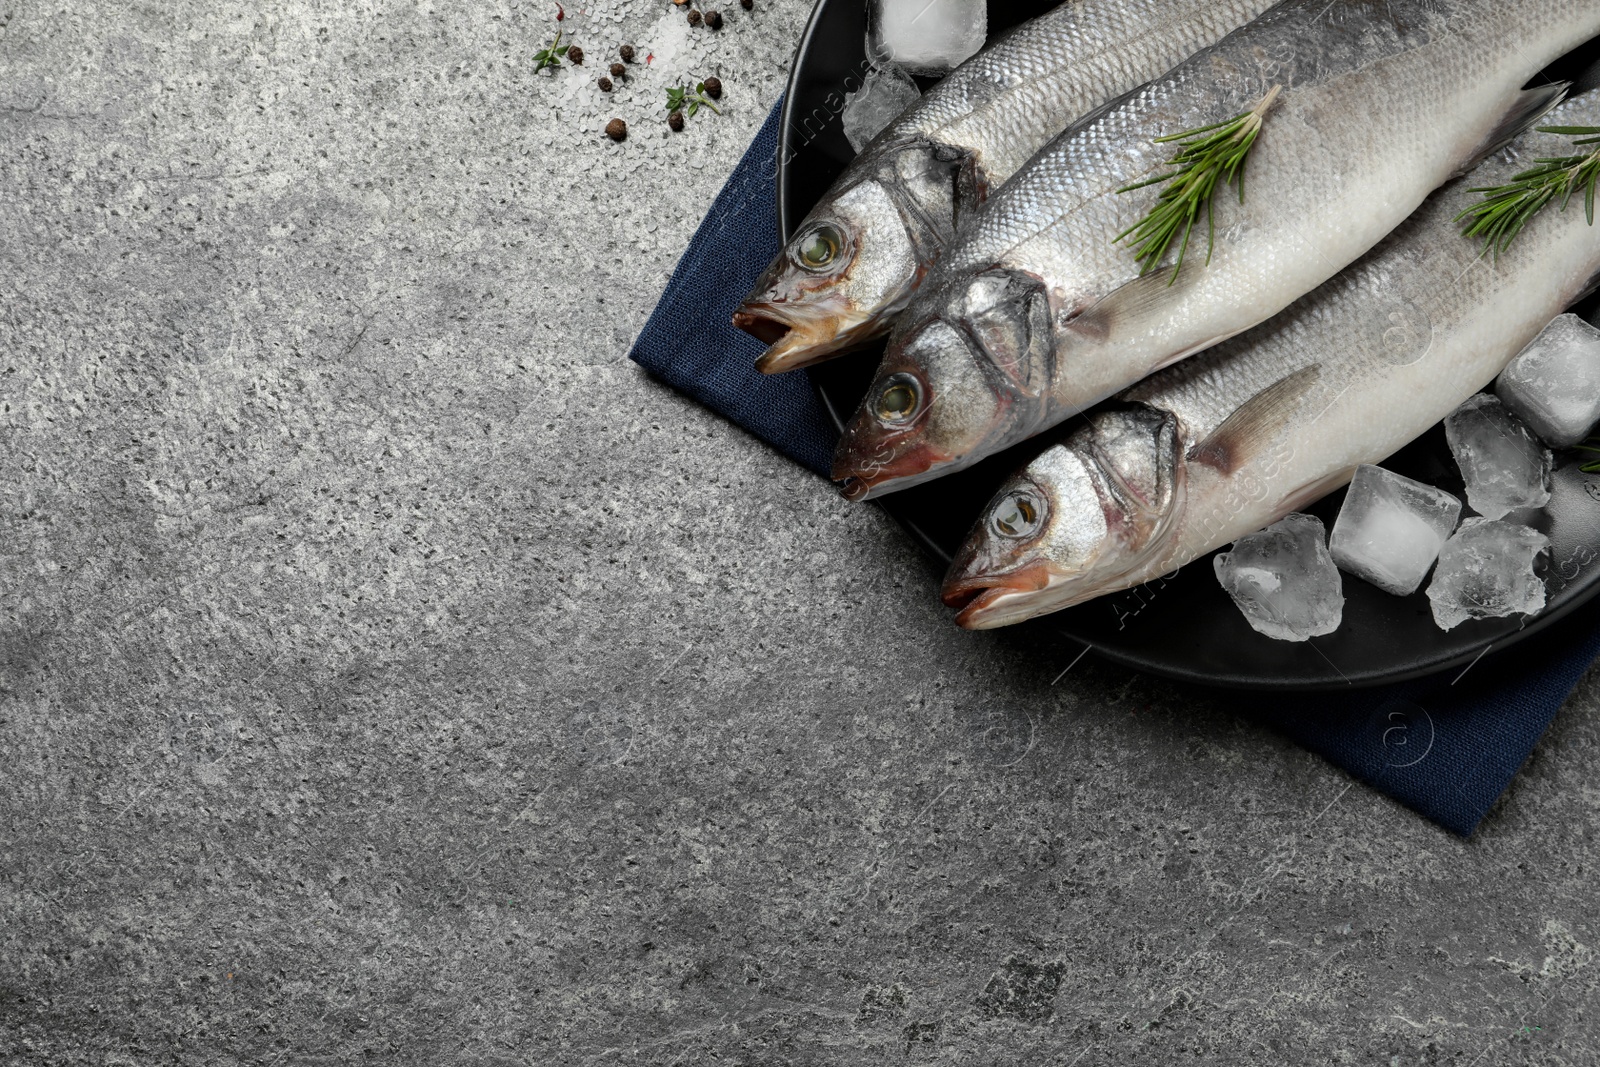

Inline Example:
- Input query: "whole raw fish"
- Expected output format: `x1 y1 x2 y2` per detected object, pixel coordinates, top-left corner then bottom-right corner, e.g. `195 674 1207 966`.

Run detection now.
732 0 1280 374
833 0 1600 500
941 93 1600 629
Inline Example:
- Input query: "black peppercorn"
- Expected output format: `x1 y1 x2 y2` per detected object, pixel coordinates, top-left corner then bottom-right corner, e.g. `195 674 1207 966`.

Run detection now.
740 0 752 9
687 8 702 26
702 76 722 99
605 118 627 141
668 111 685 132
610 62 626 77
567 45 584 64
619 44 636 62
704 9 721 29
597 76 613 91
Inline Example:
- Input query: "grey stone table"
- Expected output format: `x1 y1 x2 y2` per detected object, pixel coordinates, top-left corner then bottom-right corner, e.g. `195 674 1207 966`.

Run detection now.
3 2 1597 1064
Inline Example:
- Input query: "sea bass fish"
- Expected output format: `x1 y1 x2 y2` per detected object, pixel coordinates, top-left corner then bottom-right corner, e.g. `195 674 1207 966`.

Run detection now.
940 93 1600 630
833 0 1600 500
732 0 1281 374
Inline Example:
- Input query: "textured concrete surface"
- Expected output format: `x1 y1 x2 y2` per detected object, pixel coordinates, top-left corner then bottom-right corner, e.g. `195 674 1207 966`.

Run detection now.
3 2 1599 1064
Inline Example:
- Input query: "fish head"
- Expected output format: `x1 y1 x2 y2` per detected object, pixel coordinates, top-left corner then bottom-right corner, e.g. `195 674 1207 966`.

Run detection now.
832 268 1055 500
941 405 1184 629
735 144 966 374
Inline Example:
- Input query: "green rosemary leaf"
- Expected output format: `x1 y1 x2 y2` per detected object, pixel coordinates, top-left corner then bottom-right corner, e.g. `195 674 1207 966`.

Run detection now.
1115 85 1281 284
1456 125 1600 255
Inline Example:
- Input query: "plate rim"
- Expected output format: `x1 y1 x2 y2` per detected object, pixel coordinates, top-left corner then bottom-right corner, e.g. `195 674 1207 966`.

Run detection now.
774 0 1600 692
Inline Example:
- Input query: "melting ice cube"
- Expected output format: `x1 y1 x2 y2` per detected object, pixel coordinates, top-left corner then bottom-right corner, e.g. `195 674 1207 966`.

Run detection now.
1329 465 1462 596
1495 313 1600 448
1425 518 1549 631
841 62 921 154
869 0 986 76
1213 513 1344 642
1443 393 1551 520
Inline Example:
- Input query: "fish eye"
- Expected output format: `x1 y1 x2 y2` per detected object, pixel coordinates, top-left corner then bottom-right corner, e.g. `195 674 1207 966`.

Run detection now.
992 490 1043 539
794 223 844 271
874 373 921 423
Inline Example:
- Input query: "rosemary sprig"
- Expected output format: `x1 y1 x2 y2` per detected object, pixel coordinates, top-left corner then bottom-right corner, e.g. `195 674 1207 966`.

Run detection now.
1115 85 1282 284
534 29 569 73
1576 438 1600 474
1457 126 1600 256
665 82 722 119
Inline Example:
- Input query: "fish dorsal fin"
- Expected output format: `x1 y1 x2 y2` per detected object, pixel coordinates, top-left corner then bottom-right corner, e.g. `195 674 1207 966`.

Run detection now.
1187 364 1322 476
1456 83 1569 175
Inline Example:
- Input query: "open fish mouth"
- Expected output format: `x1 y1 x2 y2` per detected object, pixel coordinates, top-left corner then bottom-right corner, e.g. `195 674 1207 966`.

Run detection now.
941 562 1056 629
735 302 878 375
731 308 792 348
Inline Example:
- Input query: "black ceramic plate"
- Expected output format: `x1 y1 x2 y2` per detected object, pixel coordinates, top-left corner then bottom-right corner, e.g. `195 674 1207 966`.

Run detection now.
778 0 1600 689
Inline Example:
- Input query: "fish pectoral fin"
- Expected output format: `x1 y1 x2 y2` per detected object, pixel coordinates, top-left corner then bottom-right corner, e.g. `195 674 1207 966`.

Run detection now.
953 152 991 230
1186 364 1322 476
1064 267 1206 346
1455 83 1570 176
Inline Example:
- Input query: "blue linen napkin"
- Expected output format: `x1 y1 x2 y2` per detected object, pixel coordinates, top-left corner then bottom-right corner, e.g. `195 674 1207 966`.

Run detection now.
628 102 837 476
628 100 1599 837
1245 621 1600 835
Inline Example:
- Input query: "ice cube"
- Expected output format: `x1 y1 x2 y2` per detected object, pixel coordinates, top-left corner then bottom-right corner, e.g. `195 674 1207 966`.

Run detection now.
1495 313 1600 448
1425 518 1549 630
841 62 921 154
1213 513 1344 642
869 0 986 76
1443 393 1552 520
1329 465 1462 596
